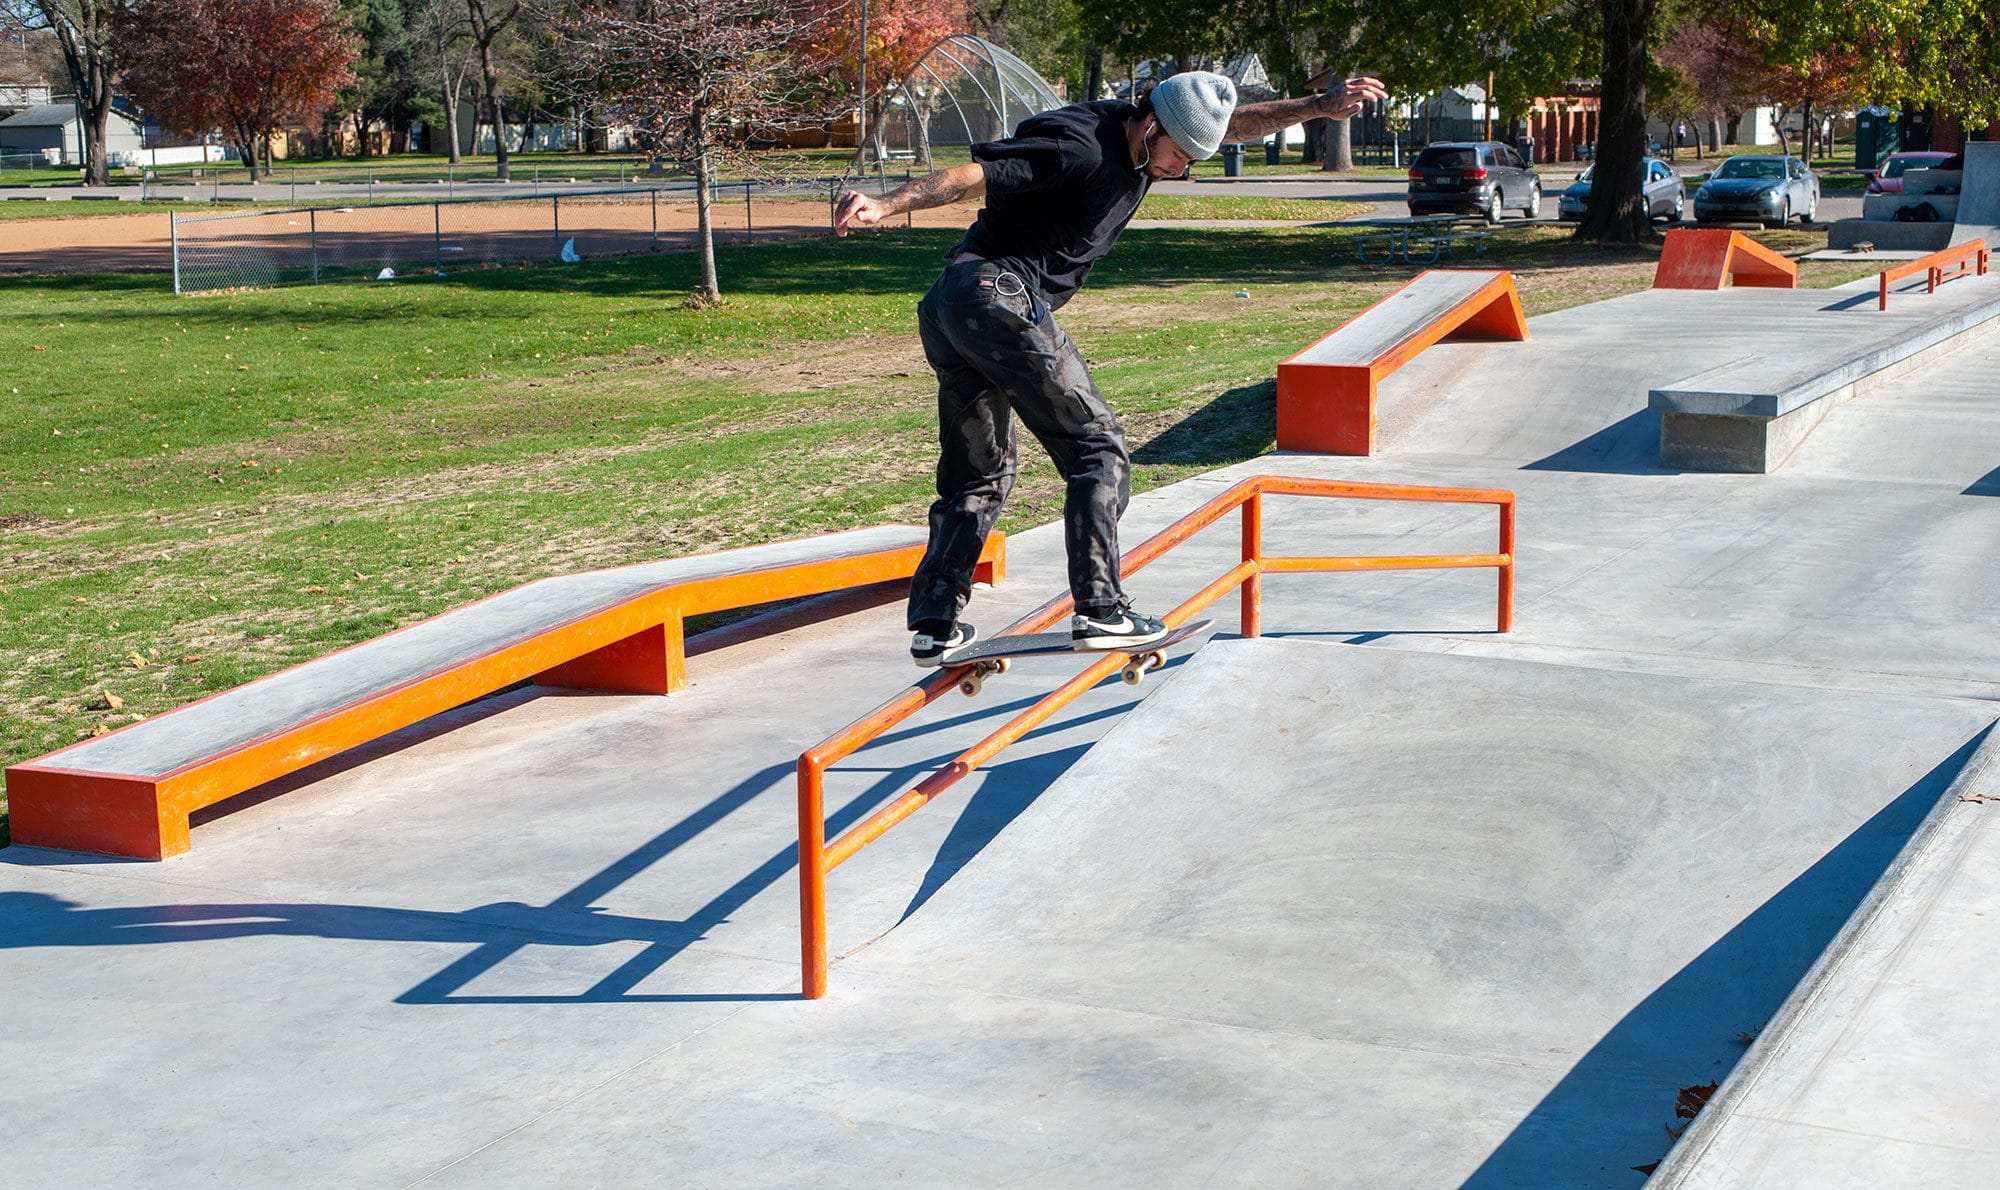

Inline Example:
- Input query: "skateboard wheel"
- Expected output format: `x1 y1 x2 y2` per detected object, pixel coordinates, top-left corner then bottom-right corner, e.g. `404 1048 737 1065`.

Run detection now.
1146 651 1166 669
1120 664 1145 687
960 675 983 697
994 658 1011 675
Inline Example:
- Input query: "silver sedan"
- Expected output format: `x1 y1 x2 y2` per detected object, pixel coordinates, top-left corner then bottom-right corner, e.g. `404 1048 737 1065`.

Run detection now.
1692 155 1820 228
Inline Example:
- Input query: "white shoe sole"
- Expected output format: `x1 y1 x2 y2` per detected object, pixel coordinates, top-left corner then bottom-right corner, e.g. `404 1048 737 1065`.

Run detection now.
1074 629 1169 651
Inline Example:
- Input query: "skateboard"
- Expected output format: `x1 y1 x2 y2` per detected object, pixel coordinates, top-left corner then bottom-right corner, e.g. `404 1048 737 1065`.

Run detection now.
943 619 1215 696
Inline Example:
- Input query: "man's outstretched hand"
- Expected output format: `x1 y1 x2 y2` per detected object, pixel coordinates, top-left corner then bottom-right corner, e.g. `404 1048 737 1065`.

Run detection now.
834 191 886 237
1321 76 1390 121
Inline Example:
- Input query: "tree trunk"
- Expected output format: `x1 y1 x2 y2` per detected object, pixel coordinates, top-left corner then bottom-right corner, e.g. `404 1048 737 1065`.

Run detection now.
1303 118 1322 164
491 87 510 177
1577 0 1655 242
1800 99 1814 162
917 96 934 169
692 103 719 302
1321 116 1352 171
1083 45 1102 102
84 95 110 186
442 69 464 163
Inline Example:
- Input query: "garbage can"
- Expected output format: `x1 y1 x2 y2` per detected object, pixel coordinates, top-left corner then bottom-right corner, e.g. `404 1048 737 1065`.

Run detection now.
1265 138 1282 166
1221 143 1244 177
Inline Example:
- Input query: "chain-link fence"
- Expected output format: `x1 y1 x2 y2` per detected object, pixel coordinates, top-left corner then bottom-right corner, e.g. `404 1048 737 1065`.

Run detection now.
167 180 897 294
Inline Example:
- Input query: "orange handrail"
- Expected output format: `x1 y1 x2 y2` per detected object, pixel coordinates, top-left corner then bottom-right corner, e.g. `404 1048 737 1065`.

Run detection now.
1878 238 1989 310
795 474 1515 998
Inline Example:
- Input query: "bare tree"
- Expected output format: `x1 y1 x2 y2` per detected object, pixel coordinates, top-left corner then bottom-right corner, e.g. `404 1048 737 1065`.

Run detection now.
409 0 477 161
465 0 521 177
545 0 836 302
1 0 133 185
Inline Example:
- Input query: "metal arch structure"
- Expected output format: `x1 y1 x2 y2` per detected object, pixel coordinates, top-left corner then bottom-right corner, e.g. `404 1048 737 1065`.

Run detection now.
875 35 1065 161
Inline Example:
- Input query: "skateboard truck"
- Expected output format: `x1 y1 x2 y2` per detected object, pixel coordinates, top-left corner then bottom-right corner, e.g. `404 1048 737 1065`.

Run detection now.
945 620 1212 697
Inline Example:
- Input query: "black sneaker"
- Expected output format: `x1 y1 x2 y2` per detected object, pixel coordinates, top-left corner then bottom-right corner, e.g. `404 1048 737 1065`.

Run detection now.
911 621 976 667
1071 608 1169 651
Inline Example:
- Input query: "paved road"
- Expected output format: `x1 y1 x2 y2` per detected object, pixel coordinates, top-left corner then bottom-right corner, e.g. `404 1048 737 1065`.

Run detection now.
0 172 1865 227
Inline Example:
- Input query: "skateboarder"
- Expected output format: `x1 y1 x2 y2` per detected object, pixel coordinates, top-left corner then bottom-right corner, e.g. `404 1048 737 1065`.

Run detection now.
835 70 1389 666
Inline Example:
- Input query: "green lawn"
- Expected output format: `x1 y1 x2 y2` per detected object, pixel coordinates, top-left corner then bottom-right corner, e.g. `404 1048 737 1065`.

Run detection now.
0 221 1871 842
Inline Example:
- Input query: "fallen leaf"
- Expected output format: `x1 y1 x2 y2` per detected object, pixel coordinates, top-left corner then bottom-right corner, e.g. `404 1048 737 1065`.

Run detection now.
99 690 125 710
353 571 369 580
1675 1080 1719 1120
72 596 87 604
88 723 110 738
124 651 149 669
30 344 44 351
1960 793 1994 804
300 585 327 594
241 459 259 468
178 654 203 664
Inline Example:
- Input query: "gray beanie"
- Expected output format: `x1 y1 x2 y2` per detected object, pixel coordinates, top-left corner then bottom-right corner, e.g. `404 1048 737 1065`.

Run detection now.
1149 71 1237 160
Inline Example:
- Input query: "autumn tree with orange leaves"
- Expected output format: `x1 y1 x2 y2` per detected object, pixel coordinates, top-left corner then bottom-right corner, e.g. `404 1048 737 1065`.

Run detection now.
122 0 358 179
816 0 970 167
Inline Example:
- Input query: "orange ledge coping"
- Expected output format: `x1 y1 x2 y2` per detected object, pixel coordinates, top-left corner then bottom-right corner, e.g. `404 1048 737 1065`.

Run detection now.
1653 227 1798 290
6 529 1005 860
1275 269 1529 455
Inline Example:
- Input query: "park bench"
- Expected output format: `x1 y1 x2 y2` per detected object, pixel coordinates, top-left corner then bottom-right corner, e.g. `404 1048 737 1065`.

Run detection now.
1877 238 1989 310
1275 269 1529 454
1348 215 1490 266
1652 227 1797 290
6 526 1005 860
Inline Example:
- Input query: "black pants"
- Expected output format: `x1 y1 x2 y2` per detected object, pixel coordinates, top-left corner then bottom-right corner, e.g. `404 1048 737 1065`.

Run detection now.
906 258 1131 629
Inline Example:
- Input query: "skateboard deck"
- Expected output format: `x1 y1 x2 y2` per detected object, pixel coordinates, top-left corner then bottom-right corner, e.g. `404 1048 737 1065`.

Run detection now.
944 619 1214 696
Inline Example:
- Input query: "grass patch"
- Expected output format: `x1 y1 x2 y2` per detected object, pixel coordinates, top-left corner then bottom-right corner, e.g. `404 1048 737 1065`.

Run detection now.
0 220 1870 837
1137 194 1372 221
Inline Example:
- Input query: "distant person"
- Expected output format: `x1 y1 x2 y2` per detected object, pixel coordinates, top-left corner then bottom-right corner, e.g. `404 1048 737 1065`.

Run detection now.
1676 122 1688 147
836 71 1389 665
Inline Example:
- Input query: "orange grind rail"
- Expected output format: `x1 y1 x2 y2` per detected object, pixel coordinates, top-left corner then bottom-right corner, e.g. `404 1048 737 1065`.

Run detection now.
1877 239 1990 310
1652 227 1798 291
7 532 1006 860
795 475 1516 999
1275 270 1529 456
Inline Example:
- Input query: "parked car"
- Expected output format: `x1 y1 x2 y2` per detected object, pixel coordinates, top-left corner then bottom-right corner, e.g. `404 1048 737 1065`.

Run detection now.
1556 157 1685 222
1691 155 1820 227
1866 150 1956 194
1406 141 1542 224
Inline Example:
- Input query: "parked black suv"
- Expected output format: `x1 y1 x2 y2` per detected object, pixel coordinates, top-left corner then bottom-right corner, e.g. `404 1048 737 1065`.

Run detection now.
1407 141 1542 223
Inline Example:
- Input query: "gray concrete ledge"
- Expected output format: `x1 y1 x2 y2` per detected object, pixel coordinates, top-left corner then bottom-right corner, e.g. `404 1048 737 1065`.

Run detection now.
1650 280 2000 471
1289 269 1509 365
40 525 927 779
1654 723 2000 1187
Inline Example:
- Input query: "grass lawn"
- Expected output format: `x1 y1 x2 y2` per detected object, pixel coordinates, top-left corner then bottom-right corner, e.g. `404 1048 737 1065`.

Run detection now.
1137 194 1372 221
0 221 1872 842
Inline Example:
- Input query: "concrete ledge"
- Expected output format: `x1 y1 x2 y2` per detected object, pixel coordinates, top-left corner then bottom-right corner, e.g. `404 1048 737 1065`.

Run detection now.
1827 217 1957 252
5 526 1006 859
1652 723 2000 1187
1650 284 2000 471
1275 269 1527 455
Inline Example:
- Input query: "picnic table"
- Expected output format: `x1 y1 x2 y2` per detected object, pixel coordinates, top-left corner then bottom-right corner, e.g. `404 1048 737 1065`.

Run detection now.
1347 214 1492 265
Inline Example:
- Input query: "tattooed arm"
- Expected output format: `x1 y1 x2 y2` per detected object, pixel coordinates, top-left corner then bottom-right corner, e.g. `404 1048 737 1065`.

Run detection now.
835 162 988 236
1224 76 1390 144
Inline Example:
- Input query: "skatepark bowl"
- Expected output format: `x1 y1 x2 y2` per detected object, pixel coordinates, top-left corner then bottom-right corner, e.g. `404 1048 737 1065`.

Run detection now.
799 475 1517 998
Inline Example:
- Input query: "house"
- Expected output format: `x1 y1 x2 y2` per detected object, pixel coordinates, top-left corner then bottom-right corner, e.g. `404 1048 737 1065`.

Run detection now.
0 102 145 165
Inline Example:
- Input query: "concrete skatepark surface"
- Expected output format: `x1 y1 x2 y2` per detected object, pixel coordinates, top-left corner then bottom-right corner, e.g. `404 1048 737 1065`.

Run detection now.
6 267 2000 1184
